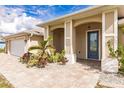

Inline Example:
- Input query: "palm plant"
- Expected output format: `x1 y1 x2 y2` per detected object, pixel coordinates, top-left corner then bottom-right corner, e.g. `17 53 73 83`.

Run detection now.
28 36 53 68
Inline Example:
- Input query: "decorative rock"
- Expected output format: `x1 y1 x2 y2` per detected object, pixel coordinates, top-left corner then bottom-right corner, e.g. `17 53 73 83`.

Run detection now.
98 73 124 88
101 58 118 73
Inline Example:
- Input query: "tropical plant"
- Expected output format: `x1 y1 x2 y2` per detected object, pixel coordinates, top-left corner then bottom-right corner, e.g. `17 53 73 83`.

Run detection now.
20 52 32 64
20 36 68 68
58 50 68 65
107 40 124 71
27 54 38 68
28 36 53 68
48 50 68 65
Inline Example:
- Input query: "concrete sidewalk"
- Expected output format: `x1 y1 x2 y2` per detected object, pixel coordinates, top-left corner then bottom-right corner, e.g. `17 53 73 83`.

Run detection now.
0 53 100 88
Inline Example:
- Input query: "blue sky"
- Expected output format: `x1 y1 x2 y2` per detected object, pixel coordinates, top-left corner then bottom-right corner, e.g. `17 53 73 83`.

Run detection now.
4 5 91 21
0 5 91 35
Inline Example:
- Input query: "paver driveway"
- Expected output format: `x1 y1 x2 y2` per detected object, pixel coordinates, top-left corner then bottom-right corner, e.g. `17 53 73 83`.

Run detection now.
0 53 100 88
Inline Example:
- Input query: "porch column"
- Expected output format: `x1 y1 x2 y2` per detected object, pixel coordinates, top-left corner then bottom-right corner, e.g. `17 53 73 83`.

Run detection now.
102 9 118 73
44 26 49 40
7 40 10 55
25 36 31 53
5 41 8 54
64 20 76 64
44 26 53 45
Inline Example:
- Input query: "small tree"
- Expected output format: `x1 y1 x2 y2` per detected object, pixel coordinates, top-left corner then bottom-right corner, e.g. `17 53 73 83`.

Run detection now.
28 36 53 68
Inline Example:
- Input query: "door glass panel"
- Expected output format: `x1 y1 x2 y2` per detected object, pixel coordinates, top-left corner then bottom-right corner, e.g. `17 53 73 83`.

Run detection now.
88 31 99 59
89 33 97 52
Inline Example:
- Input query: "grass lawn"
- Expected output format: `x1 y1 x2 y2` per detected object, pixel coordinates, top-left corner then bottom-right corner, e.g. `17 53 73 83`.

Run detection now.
0 74 14 88
0 48 4 53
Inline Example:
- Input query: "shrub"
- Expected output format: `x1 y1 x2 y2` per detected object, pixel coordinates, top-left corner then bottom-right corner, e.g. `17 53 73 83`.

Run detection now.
20 52 32 64
48 50 68 65
107 40 124 71
27 54 38 68
28 36 53 68
20 36 68 68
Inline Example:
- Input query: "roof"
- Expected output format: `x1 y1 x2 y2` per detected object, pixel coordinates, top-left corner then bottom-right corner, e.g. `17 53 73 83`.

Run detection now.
4 27 44 39
37 5 119 27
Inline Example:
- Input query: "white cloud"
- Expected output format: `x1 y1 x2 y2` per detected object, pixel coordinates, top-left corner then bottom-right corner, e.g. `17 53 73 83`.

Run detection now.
0 6 42 36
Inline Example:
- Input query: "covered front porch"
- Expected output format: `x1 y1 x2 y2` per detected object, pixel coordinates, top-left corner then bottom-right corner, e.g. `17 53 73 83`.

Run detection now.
40 6 118 73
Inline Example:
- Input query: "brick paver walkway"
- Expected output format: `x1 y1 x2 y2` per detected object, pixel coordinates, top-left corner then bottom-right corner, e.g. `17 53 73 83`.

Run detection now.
0 53 100 88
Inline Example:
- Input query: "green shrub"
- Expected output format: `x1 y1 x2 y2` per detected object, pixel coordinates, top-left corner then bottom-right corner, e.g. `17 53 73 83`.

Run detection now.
48 50 68 65
19 52 31 64
26 54 39 67
107 40 124 71
19 36 68 68
28 36 53 68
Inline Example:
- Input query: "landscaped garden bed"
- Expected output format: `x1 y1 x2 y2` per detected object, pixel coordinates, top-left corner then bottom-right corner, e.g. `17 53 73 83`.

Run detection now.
20 36 68 68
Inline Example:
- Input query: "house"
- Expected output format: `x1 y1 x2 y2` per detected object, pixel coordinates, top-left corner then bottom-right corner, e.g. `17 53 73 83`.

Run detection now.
4 28 44 56
37 5 124 73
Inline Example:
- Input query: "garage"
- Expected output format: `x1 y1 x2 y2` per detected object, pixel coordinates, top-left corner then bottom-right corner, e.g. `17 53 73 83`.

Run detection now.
10 39 26 56
4 28 44 57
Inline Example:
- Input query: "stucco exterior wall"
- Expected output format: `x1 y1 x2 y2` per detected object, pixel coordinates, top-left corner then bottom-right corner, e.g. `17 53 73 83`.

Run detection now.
53 28 64 52
101 9 118 73
50 23 64 31
104 12 115 58
103 10 118 59
105 12 114 34
119 27 124 45
75 22 102 59
74 14 102 27
30 35 43 47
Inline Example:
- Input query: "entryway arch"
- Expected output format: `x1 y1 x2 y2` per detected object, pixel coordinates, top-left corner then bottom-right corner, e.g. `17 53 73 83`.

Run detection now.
75 22 102 60
52 28 64 52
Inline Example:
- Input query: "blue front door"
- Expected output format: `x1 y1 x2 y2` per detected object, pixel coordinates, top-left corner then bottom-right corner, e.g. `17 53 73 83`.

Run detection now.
87 31 99 59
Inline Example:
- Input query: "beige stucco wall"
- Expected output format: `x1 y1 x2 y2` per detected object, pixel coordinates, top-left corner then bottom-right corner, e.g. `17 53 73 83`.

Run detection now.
105 12 114 34
119 27 124 45
74 14 102 27
104 11 116 58
50 23 64 31
101 9 119 73
53 28 64 52
75 22 102 59
30 35 43 47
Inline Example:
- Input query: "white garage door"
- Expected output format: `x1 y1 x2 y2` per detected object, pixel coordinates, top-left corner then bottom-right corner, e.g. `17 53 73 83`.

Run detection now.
10 39 26 56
